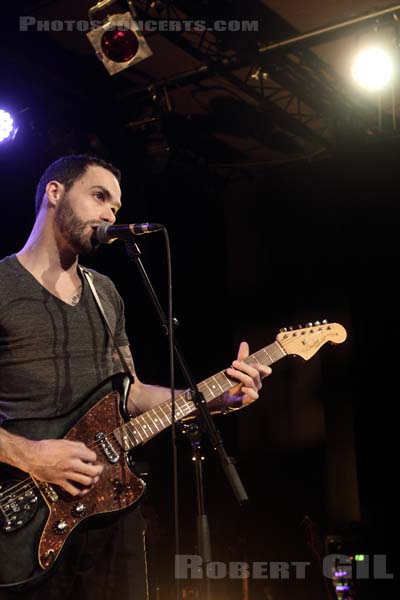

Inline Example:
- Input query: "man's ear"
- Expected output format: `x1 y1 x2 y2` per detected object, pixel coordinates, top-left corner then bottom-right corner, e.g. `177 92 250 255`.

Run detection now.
44 180 64 208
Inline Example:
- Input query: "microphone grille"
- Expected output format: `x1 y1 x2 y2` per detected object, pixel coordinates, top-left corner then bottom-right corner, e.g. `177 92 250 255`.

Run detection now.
95 223 112 244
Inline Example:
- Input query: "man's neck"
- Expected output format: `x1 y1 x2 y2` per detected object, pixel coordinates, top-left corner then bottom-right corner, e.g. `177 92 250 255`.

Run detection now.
17 246 78 278
17 213 78 279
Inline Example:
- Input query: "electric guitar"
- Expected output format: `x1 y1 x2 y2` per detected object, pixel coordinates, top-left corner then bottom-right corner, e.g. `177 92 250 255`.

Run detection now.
0 321 347 589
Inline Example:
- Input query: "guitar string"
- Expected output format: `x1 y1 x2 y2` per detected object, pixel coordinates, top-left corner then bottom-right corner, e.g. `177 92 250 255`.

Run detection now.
0 331 332 514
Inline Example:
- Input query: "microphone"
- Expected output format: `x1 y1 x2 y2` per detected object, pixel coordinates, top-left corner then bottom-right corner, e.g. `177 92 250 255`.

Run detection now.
95 222 163 244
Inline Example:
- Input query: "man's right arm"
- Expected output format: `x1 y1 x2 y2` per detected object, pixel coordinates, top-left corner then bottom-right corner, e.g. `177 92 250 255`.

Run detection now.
0 428 103 496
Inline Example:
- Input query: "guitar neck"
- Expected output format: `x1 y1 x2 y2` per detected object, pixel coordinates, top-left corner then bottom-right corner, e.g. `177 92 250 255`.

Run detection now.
114 341 286 451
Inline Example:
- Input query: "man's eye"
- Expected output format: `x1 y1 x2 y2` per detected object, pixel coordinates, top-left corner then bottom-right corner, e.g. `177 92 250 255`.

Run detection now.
95 191 105 200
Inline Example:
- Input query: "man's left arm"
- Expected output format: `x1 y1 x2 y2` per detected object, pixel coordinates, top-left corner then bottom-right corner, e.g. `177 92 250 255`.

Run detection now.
114 343 272 417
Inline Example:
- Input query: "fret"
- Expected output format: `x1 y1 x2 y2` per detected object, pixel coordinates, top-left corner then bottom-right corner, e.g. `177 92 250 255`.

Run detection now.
131 420 145 443
196 381 206 397
113 426 127 449
262 342 285 363
121 422 136 446
210 375 225 395
263 347 273 364
179 392 192 413
200 379 213 401
166 400 180 420
154 405 168 428
151 418 161 432
220 371 235 389
185 401 196 415
274 341 287 358
171 397 184 417
137 421 149 441
145 421 155 436
178 396 195 418
120 422 138 449
214 371 232 393
158 403 171 424
174 403 186 419
261 346 274 365
140 415 153 438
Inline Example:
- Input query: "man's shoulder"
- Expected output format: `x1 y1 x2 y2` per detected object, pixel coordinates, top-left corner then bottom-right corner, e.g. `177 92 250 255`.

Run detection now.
0 254 16 271
0 255 25 309
0 254 20 281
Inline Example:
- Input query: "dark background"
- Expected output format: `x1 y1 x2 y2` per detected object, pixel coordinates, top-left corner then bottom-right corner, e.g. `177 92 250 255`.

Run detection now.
1 2 398 599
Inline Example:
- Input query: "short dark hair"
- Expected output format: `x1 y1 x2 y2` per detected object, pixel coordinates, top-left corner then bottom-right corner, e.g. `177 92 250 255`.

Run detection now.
35 154 121 215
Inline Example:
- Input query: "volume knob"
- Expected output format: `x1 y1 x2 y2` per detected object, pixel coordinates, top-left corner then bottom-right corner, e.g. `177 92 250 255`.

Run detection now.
53 520 68 535
71 502 87 518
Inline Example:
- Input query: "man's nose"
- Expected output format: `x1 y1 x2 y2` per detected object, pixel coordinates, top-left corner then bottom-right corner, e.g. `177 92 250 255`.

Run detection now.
100 206 116 224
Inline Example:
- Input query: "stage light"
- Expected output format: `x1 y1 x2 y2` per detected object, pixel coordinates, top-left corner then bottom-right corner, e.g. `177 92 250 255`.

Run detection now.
352 47 393 91
87 10 152 76
0 109 18 144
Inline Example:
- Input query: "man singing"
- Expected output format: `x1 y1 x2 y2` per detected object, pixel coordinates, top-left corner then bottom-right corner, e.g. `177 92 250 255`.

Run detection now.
0 155 271 598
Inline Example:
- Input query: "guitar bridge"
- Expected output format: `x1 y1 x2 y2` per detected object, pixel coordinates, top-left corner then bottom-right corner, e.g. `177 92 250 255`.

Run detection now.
95 432 120 463
0 482 40 532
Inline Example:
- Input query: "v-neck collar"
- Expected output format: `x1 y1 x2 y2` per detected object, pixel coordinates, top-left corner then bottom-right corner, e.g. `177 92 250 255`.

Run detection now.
11 254 85 308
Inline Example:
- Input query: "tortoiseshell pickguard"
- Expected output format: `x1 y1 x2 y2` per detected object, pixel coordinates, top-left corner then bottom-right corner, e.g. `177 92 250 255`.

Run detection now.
38 390 145 569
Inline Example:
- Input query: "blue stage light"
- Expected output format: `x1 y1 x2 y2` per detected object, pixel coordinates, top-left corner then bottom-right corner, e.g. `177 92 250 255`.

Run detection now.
0 109 18 143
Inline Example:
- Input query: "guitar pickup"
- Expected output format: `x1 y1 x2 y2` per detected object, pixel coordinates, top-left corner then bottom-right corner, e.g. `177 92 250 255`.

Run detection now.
95 432 120 464
39 482 58 503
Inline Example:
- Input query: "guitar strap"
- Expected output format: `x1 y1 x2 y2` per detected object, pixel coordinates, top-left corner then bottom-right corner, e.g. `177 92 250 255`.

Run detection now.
79 265 134 381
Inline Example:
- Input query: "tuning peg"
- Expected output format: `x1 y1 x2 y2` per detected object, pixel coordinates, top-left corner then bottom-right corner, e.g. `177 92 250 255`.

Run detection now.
288 325 294 331
280 327 288 333
306 322 313 327
322 319 328 324
297 324 303 329
314 321 321 326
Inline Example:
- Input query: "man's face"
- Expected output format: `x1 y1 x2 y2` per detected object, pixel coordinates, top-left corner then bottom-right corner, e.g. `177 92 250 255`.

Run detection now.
54 165 121 256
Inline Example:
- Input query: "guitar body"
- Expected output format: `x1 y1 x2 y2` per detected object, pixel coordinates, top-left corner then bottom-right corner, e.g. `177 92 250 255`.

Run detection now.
0 373 146 590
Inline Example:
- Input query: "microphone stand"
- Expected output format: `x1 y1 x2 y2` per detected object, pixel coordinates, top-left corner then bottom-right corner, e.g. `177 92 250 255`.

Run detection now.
124 239 249 596
180 422 212 600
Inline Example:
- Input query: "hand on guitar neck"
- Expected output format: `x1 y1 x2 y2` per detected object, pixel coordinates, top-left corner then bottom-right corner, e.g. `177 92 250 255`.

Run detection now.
125 340 271 416
224 341 272 410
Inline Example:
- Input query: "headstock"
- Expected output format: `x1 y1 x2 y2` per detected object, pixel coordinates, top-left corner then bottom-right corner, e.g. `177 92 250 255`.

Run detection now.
276 321 347 360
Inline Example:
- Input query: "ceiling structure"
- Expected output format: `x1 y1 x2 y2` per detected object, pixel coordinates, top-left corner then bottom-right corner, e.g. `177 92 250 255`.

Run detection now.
4 1 400 170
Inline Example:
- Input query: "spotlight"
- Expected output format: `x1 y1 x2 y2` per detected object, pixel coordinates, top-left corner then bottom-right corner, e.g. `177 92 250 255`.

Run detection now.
0 108 18 144
352 47 393 91
87 4 152 76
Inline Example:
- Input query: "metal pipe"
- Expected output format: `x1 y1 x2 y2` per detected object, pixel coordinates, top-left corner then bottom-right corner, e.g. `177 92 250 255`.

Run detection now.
259 3 400 54
88 0 118 20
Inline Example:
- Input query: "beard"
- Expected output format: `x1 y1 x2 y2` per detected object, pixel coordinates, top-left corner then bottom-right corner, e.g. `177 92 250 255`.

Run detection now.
55 193 99 256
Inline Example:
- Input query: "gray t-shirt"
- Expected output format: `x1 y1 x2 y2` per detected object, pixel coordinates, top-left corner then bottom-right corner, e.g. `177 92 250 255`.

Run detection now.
0 254 129 422
0 256 148 599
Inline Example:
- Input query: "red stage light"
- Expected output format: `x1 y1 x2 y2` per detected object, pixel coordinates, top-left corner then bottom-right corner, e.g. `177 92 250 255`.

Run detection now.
101 29 139 63
87 11 152 75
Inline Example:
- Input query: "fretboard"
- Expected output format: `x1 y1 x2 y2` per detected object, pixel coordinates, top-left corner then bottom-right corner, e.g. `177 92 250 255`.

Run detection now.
114 340 286 451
